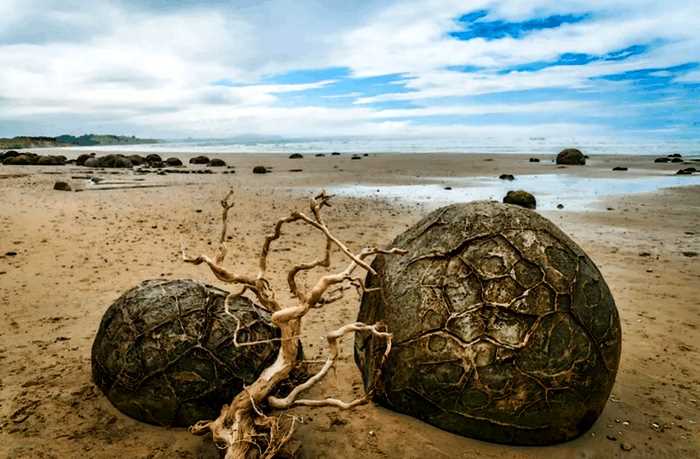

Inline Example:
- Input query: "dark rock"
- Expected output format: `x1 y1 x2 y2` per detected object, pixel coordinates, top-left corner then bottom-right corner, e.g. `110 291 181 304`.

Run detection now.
93 154 133 168
499 174 515 180
671 158 683 163
5 251 17 256
53 181 71 191
529 157 540 163
84 157 99 168
556 148 586 165
289 169 303 172
668 153 682 158
189 155 210 164
165 157 182 166
612 167 628 171
315 153 325 157
37 155 66 165
654 157 670 163
503 190 536 209
4 153 39 165
146 154 162 163
444 186 452 190
676 168 695 175
76 153 95 166
331 152 341 156
92 279 281 426
356 202 621 445
557 204 564 209
253 166 268 174
0 150 21 162
127 155 146 166
682 251 698 257
289 153 303 159
363 153 369 157
208 158 226 167
351 155 362 160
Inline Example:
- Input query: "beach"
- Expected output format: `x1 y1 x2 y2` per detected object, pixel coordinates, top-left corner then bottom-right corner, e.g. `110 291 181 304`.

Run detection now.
0 151 698 458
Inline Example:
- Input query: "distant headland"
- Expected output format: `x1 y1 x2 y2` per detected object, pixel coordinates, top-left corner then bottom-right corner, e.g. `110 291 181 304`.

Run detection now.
0 134 159 149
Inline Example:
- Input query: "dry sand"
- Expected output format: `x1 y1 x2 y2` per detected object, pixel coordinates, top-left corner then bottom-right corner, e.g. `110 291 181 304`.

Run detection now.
0 152 698 458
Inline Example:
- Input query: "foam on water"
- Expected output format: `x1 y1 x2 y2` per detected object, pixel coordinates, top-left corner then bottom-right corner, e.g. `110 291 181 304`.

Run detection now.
321 174 700 211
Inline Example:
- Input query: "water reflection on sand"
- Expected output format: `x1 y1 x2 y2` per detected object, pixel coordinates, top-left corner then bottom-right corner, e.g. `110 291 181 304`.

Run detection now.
322 174 700 211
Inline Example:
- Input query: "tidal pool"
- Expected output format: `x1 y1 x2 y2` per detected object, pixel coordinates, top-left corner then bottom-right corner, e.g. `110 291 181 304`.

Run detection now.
321 173 700 211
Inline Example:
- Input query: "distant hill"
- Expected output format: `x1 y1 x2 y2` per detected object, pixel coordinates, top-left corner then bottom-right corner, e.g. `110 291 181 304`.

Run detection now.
0 134 159 149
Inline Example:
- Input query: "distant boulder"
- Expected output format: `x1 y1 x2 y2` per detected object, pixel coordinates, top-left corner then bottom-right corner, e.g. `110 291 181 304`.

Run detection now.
146 154 163 163
499 174 515 180
351 155 362 160
315 153 325 157
668 153 682 158
0 150 21 162
84 157 99 168
37 155 66 165
76 153 95 165
127 155 146 166
654 157 670 163
556 149 586 165
331 152 341 156
4 154 39 165
88 154 133 168
528 157 540 163
289 153 303 159
208 158 226 167
612 167 628 171
671 158 683 163
189 155 210 164
253 166 268 174
165 157 183 166
503 190 536 209
53 181 71 191
676 168 696 175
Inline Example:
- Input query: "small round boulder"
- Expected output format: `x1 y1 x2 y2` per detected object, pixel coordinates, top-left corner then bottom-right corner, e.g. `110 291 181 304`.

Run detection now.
355 202 621 445
92 279 280 426
556 149 586 165
503 190 536 209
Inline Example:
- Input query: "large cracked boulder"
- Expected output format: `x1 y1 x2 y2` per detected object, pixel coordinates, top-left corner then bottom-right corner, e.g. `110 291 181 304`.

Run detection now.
556 149 586 165
92 279 281 427
355 202 621 445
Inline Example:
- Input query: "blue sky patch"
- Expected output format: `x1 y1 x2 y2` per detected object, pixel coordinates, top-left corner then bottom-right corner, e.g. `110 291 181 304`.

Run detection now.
450 11 591 41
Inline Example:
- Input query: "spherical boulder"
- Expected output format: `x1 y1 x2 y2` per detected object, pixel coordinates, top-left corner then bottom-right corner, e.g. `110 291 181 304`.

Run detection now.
189 155 210 164
355 202 621 445
556 149 586 165
503 190 536 209
208 158 226 167
92 279 280 427
165 157 183 166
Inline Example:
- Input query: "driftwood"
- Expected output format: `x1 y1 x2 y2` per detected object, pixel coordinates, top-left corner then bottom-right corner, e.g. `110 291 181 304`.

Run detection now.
181 190 406 458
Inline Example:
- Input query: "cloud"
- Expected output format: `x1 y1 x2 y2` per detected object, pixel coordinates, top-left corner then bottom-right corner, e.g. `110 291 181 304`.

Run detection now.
0 0 698 140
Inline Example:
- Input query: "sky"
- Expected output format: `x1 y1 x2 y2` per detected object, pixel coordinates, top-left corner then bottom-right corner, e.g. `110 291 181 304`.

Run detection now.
0 0 699 142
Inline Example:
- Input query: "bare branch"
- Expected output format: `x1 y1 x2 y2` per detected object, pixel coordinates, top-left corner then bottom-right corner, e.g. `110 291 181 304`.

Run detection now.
268 322 391 409
287 236 332 303
181 245 257 286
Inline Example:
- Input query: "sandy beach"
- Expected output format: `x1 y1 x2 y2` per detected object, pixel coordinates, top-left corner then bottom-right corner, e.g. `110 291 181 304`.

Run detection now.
1 151 698 459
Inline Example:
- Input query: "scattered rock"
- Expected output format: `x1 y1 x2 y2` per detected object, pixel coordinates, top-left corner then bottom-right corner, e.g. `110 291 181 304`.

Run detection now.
529 157 540 162
82 154 133 168
53 181 71 191
165 157 183 166
671 158 683 163
76 153 95 165
444 186 452 190
556 148 586 165
253 166 268 174
37 155 66 165
612 167 628 171
189 155 210 164
363 153 369 157
331 152 341 156
654 157 670 163
208 158 226 167
351 155 362 160
3 153 39 165
315 153 325 157
668 153 682 158
499 174 515 180
146 154 162 163
0 150 21 162
676 168 696 175
638 252 651 257
557 204 564 209
620 442 634 452
503 190 536 209
682 251 698 257
289 153 303 159
288 169 303 172
5 251 17 256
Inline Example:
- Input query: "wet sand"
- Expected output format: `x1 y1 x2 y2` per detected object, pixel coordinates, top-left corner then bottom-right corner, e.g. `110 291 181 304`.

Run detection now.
0 152 698 458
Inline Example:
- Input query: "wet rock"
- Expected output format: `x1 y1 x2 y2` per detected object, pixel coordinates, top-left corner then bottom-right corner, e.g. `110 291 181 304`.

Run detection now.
289 153 303 159
165 157 182 166
499 174 515 180
53 181 71 191
676 168 696 175
612 167 628 171
76 153 95 165
556 148 586 165
654 157 670 163
189 155 210 164
503 190 536 209
529 157 540 162
331 152 341 156
253 166 268 174
208 158 226 167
